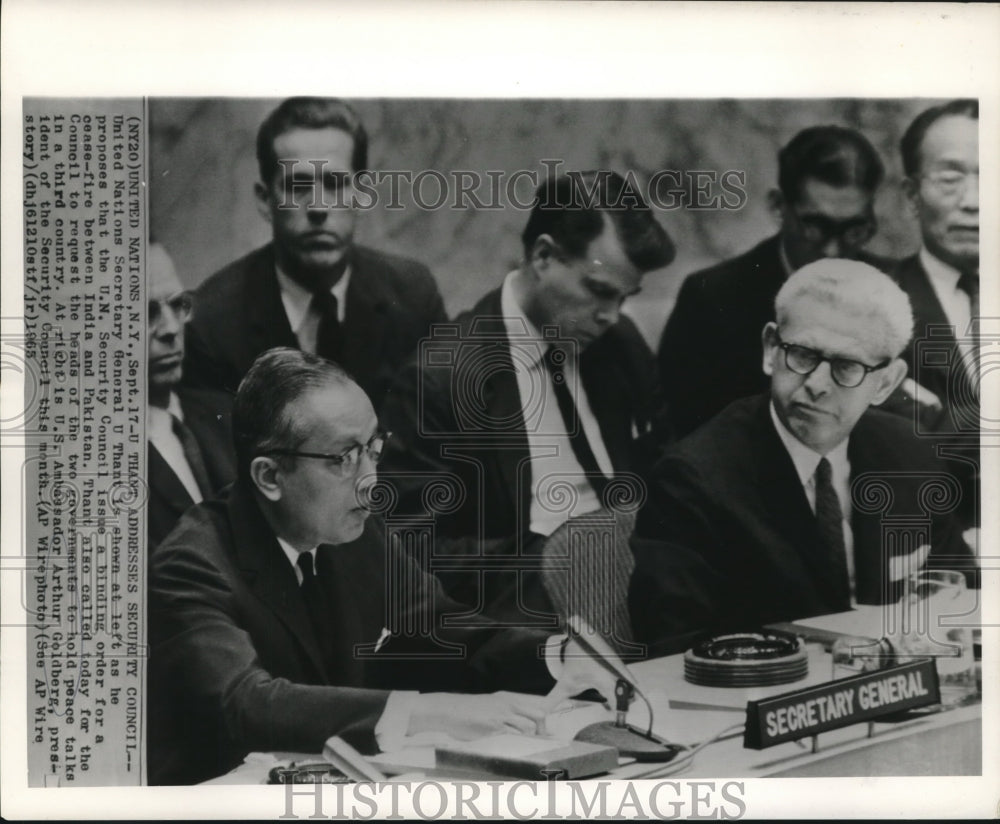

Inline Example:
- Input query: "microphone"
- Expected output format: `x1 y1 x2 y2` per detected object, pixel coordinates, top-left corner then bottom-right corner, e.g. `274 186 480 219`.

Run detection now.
565 616 684 762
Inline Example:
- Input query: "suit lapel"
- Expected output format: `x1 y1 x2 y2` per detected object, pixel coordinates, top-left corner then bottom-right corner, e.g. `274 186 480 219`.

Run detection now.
244 246 298 366
898 255 976 401
149 443 195 516
848 417 899 605
903 256 952 332
581 337 633 472
341 250 390 386
473 292 530 522
178 389 236 492
227 482 329 681
752 399 849 611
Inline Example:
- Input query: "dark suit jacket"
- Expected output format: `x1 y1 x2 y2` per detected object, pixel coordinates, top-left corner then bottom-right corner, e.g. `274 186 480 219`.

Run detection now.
379 287 670 616
893 254 979 425
629 394 978 656
889 254 979 525
182 243 447 411
658 235 894 437
148 481 553 785
147 386 236 549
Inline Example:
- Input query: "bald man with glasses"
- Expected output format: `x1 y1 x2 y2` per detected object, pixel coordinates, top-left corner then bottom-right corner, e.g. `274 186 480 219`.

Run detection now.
149 347 618 785
630 259 977 656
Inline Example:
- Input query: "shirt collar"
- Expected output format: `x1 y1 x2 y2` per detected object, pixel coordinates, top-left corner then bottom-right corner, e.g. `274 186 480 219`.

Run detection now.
500 270 550 369
275 263 352 333
147 391 184 436
276 535 318 577
769 401 849 487
919 247 963 292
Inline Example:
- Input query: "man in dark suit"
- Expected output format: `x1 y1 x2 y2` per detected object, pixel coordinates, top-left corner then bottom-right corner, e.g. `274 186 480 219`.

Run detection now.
147 243 235 549
659 125 891 437
380 171 675 622
631 259 977 656
889 100 980 527
149 348 616 785
182 97 447 411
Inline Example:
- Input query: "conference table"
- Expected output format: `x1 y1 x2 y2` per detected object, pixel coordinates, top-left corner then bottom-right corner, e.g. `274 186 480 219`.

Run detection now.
211 605 983 783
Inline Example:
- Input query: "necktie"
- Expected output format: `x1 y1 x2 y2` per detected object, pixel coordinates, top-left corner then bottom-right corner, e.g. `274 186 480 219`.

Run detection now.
170 415 212 498
313 290 343 362
543 346 610 498
957 270 980 384
297 552 331 642
814 457 851 605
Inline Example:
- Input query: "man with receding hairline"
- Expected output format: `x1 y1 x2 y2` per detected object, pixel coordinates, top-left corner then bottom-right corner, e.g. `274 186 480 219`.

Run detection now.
146 243 235 548
631 259 976 655
149 347 618 785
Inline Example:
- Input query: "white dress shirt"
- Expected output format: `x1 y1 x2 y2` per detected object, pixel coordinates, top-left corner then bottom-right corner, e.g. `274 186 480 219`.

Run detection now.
276 264 351 354
501 271 613 537
147 393 203 504
770 403 856 602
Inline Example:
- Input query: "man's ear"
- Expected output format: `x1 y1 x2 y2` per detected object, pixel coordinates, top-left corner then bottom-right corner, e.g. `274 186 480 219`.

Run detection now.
761 322 779 377
528 234 558 273
900 176 921 221
767 189 786 228
249 455 283 502
870 358 909 406
254 181 273 225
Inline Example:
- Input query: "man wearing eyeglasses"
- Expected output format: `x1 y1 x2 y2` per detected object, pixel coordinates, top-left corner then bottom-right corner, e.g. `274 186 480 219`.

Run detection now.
890 100 980 527
147 243 235 548
630 259 977 655
659 125 891 437
149 347 618 784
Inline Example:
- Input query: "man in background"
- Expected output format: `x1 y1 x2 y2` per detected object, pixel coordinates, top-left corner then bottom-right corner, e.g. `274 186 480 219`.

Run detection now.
147 243 235 548
381 171 675 622
182 97 447 411
658 125 891 436
631 259 976 656
891 99 980 527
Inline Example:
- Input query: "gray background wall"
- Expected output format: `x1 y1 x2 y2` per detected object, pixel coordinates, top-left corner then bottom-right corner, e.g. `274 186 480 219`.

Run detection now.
150 98 942 348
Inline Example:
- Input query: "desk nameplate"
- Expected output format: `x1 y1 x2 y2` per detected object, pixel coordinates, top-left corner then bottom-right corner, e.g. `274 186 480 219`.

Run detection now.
744 659 940 749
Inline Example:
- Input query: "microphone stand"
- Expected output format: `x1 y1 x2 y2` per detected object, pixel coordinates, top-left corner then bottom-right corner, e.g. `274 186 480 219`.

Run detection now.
567 625 683 762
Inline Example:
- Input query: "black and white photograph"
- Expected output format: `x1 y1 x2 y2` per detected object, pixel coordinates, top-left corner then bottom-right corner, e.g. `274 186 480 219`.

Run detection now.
2 2 998 819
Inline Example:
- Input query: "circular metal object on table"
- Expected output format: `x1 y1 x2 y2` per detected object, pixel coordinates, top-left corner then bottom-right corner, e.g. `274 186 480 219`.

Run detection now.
683 631 808 687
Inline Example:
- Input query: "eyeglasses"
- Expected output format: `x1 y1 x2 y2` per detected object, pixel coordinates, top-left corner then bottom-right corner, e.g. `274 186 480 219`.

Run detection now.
265 431 391 476
920 169 979 198
789 212 877 248
775 331 890 388
149 292 194 327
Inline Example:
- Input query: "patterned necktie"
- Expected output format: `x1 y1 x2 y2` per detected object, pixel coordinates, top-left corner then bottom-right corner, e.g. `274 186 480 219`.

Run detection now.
542 346 610 498
957 270 980 383
170 415 212 498
313 290 343 362
814 457 851 605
